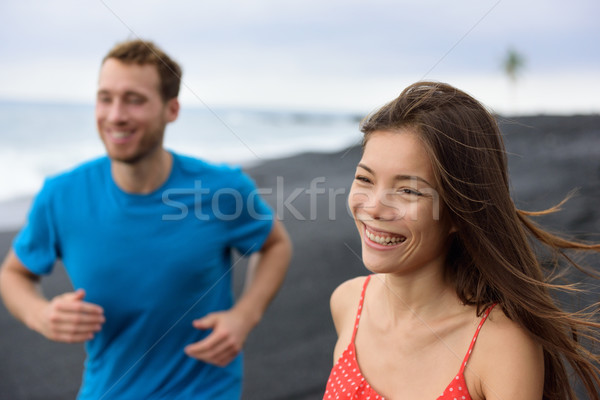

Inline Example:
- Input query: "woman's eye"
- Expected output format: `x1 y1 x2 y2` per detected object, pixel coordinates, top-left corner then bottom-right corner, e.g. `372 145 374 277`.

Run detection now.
400 188 423 196
355 175 372 184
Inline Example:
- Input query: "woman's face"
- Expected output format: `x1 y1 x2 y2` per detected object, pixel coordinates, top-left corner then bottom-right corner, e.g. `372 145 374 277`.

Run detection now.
348 129 455 276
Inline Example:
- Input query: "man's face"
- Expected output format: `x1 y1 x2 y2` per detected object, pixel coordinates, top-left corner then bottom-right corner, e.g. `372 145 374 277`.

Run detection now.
95 58 178 164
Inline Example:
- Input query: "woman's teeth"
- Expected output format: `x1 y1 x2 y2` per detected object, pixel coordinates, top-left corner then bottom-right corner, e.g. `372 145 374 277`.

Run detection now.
365 229 406 246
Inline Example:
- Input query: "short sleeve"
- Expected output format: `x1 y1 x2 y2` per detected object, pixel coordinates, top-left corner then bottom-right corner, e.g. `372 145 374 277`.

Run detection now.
13 180 60 275
223 170 274 255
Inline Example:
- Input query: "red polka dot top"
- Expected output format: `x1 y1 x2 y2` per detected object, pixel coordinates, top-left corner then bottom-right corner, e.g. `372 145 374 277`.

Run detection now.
323 275 496 400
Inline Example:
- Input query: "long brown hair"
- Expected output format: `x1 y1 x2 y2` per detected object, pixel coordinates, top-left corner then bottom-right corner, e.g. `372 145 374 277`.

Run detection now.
359 81 600 399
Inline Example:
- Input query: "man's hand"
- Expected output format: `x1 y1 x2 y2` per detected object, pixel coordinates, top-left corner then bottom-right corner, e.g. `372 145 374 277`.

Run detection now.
184 309 254 367
183 219 291 367
37 289 105 343
0 251 105 344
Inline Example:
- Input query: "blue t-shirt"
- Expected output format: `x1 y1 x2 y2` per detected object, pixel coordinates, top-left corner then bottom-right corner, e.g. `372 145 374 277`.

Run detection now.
13 152 274 399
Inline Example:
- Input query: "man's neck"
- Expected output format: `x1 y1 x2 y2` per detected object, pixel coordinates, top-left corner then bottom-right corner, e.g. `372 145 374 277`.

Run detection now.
110 148 173 194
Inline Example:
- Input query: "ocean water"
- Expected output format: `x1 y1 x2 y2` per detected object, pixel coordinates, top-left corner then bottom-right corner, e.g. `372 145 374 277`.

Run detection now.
0 101 363 229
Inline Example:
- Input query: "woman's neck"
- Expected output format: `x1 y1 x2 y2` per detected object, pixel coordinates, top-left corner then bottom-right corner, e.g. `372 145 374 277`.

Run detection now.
376 270 459 325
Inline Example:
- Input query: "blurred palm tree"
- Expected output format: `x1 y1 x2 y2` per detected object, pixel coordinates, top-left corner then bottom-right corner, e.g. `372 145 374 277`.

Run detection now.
504 47 526 83
503 47 526 114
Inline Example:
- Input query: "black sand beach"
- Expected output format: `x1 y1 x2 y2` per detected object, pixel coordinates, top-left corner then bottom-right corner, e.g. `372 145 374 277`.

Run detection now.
1 115 599 399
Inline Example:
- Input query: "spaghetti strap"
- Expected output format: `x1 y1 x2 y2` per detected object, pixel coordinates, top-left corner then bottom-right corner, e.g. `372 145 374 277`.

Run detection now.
324 284 496 400
458 303 497 374
350 275 372 343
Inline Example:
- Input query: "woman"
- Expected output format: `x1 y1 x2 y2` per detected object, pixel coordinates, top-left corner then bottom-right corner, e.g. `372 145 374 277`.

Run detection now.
324 82 600 399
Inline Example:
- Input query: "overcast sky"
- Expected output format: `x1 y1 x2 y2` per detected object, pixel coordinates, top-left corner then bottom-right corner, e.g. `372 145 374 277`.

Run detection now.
1 0 598 113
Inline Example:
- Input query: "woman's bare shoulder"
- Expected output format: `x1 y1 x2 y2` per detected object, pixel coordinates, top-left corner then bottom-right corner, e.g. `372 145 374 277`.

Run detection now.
330 276 370 334
482 306 542 352
468 305 544 399
331 276 368 303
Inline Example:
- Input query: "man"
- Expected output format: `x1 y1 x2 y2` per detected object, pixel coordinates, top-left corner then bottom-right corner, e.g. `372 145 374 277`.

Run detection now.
0 39 292 399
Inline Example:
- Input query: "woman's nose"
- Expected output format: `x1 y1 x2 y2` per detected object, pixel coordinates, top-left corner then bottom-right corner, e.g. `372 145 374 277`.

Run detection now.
358 189 402 221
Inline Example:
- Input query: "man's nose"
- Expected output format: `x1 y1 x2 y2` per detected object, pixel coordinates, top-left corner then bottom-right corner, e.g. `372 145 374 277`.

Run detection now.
107 100 127 123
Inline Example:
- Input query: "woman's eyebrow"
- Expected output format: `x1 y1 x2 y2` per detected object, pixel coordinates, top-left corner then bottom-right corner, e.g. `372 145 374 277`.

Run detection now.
357 163 433 187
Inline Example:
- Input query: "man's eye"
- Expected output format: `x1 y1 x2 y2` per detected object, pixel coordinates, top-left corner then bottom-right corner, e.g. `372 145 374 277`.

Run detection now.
127 97 145 104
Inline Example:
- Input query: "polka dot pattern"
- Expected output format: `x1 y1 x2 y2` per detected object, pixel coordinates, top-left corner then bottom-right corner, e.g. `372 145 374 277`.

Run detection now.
323 275 496 400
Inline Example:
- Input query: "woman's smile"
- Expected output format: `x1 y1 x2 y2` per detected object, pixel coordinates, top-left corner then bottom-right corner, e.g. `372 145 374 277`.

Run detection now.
362 223 407 249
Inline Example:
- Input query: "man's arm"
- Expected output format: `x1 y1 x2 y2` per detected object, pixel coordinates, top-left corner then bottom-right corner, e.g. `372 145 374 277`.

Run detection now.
184 219 292 366
0 250 105 343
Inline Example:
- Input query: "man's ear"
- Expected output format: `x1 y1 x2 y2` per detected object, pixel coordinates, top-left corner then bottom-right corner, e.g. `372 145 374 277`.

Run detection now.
166 98 180 122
